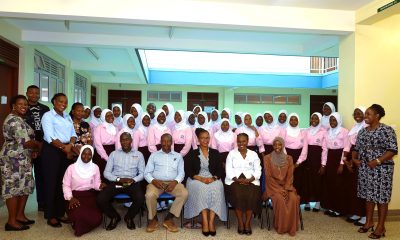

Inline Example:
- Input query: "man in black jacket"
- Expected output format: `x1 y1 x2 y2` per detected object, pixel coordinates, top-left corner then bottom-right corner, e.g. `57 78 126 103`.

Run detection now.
25 85 50 211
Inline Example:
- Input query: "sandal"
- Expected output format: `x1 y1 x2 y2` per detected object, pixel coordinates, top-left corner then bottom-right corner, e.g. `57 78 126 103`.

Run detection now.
358 225 374 233
368 231 386 239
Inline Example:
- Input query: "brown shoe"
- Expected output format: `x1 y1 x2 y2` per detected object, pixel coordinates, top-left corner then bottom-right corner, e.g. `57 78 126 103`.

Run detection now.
163 219 178 232
146 218 158 232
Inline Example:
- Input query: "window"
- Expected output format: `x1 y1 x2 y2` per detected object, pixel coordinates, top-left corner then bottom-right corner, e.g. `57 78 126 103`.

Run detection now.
234 94 301 105
147 91 182 102
34 50 65 102
74 73 87 104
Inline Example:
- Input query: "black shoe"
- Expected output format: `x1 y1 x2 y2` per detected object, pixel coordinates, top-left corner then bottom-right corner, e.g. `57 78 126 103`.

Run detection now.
106 217 121 231
126 218 136 230
346 217 360 223
312 208 320 212
57 217 71 224
354 221 365 226
244 229 252 235
304 206 311 211
17 219 35 225
209 231 216 236
202 230 210 236
237 227 244 235
324 210 331 215
47 219 62 228
5 223 29 231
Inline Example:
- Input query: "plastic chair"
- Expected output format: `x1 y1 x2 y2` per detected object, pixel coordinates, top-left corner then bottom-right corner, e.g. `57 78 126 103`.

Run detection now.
156 192 184 228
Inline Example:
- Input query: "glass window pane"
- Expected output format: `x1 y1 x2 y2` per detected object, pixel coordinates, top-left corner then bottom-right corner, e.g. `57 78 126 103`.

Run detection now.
260 95 273 104
147 91 158 101
287 95 301 104
40 75 49 102
273 95 287 104
34 72 40 87
234 94 246 104
159 92 170 101
247 94 260 104
170 92 181 102
49 78 57 101
58 80 64 93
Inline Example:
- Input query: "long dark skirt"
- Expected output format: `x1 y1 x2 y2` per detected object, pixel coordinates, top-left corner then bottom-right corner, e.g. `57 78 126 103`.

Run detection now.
138 146 151 164
286 148 304 203
93 144 115 182
321 148 345 213
263 144 274 155
342 145 366 216
67 190 102 237
226 174 261 214
302 145 323 203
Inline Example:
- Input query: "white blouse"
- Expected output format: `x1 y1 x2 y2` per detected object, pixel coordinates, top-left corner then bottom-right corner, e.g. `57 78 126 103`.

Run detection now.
225 148 262 186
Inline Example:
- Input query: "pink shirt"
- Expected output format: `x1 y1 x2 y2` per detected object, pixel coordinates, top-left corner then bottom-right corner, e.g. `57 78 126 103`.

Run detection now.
211 133 236 153
210 123 220 135
321 127 351 166
281 129 308 164
62 164 101 201
258 126 283 145
115 129 135 150
94 125 116 160
133 129 148 150
147 125 172 153
172 127 192 157
235 127 265 153
305 127 326 147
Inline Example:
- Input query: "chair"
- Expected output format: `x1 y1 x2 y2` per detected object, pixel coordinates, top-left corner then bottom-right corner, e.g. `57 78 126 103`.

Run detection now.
102 193 143 229
156 192 184 228
264 198 304 231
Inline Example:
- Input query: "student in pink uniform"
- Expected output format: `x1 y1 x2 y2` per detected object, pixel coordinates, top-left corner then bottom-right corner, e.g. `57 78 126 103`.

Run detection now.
235 113 264 154
133 113 151 164
93 109 117 181
281 113 308 203
193 111 212 149
146 103 157 125
259 111 282 155
233 112 244 131
130 103 142 130
172 110 192 159
277 110 288 129
147 109 172 153
115 114 136 150
89 106 102 135
211 118 236 166
343 106 367 225
209 109 221 135
193 106 202 117
254 113 263 130
220 108 231 123
321 112 350 217
321 102 336 130
301 112 326 212
112 104 123 131
162 103 175 131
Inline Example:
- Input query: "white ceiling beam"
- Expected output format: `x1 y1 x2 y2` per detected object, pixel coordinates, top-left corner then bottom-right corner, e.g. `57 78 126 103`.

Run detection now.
70 61 136 72
0 0 354 34
125 48 147 84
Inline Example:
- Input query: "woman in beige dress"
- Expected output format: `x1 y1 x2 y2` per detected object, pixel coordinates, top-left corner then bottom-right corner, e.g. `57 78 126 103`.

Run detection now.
262 137 300 236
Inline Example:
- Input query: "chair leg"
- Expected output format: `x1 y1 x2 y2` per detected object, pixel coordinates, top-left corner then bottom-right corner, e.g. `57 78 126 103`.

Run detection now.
181 208 184 228
299 207 304 230
138 206 142 228
227 206 230 229
266 207 271 231
103 214 107 229
260 206 264 229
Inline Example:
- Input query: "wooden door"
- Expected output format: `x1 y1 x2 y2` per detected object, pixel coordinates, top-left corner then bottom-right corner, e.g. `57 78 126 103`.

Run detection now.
187 92 218 119
0 38 19 146
108 90 141 115
91 85 97 106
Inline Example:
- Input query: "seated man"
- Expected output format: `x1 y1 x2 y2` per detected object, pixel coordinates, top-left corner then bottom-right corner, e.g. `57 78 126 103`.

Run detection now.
96 132 145 230
144 133 188 233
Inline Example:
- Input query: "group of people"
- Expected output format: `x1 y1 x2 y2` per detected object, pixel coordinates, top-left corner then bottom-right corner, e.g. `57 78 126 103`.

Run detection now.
0 85 397 239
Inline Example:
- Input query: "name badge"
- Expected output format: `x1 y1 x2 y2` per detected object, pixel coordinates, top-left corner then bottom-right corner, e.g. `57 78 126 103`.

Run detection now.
249 162 253 166
174 158 177 161
90 179 93 184
334 142 338 146
316 138 321 143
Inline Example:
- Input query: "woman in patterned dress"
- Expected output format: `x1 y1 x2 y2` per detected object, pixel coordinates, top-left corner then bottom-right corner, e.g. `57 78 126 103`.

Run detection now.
69 102 92 157
354 104 397 239
1 95 40 231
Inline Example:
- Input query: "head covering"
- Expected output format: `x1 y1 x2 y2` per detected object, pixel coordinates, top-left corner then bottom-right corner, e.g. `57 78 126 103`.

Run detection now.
221 108 232 122
309 112 323 136
101 109 117 135
196 111 210 130
174 110 188 130
90 106 102 127
277 109 288 128
121 114 135 135
214 118 234 143
323 102 336 114
138 113 150 136
235 112 244 128
84 106 91 111
74 145 96 179
193 106 202 114
321 102 336 129
263 111 277 130
112 104 123 127
154 109 167 131
255 113 263 127
185 111 195 127
210 109 221 126
131 103 143 130
349 106 367 136
286 113 301 138
271 137 287 167
163 103 175 124
328 112 342 139
239 113 256 139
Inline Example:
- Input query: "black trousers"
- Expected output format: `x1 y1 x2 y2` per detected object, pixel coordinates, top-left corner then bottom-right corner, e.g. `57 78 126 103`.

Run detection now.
97 182 145 219
42 142 69 219
33 152 45 207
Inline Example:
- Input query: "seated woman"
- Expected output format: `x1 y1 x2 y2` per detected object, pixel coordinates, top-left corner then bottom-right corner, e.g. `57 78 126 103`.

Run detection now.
262 137 300 236
225 133 262 235
62 145 104 236
184 128 226 236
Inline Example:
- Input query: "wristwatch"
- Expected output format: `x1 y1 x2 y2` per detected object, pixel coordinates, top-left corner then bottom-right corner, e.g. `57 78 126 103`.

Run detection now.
116 177 121 182
376 159 381 165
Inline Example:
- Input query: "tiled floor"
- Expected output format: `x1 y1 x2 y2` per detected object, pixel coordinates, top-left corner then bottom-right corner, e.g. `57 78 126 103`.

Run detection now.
0 196 399 240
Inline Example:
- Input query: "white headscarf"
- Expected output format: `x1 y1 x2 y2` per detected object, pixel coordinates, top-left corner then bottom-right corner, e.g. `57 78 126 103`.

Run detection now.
193 106 202 115
174 110 188 130
210 109 221 126
349 106 367 136
154 109 167 131
309 112 322 136
214 118 234 143
277 110 288 128
131 103 143 130
235 112 244 128
196 111 210 130
321 102 336 129
286 113 301 138
328 112 342 139
112 104 123 127
185 111 196 127
101 109 117 135
221 108 232 122
121 114 135 135
74 145 96 179
163 103 175 125
239 113 256 139
263 111 277 130
138 113 150 137
90 106 102 127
